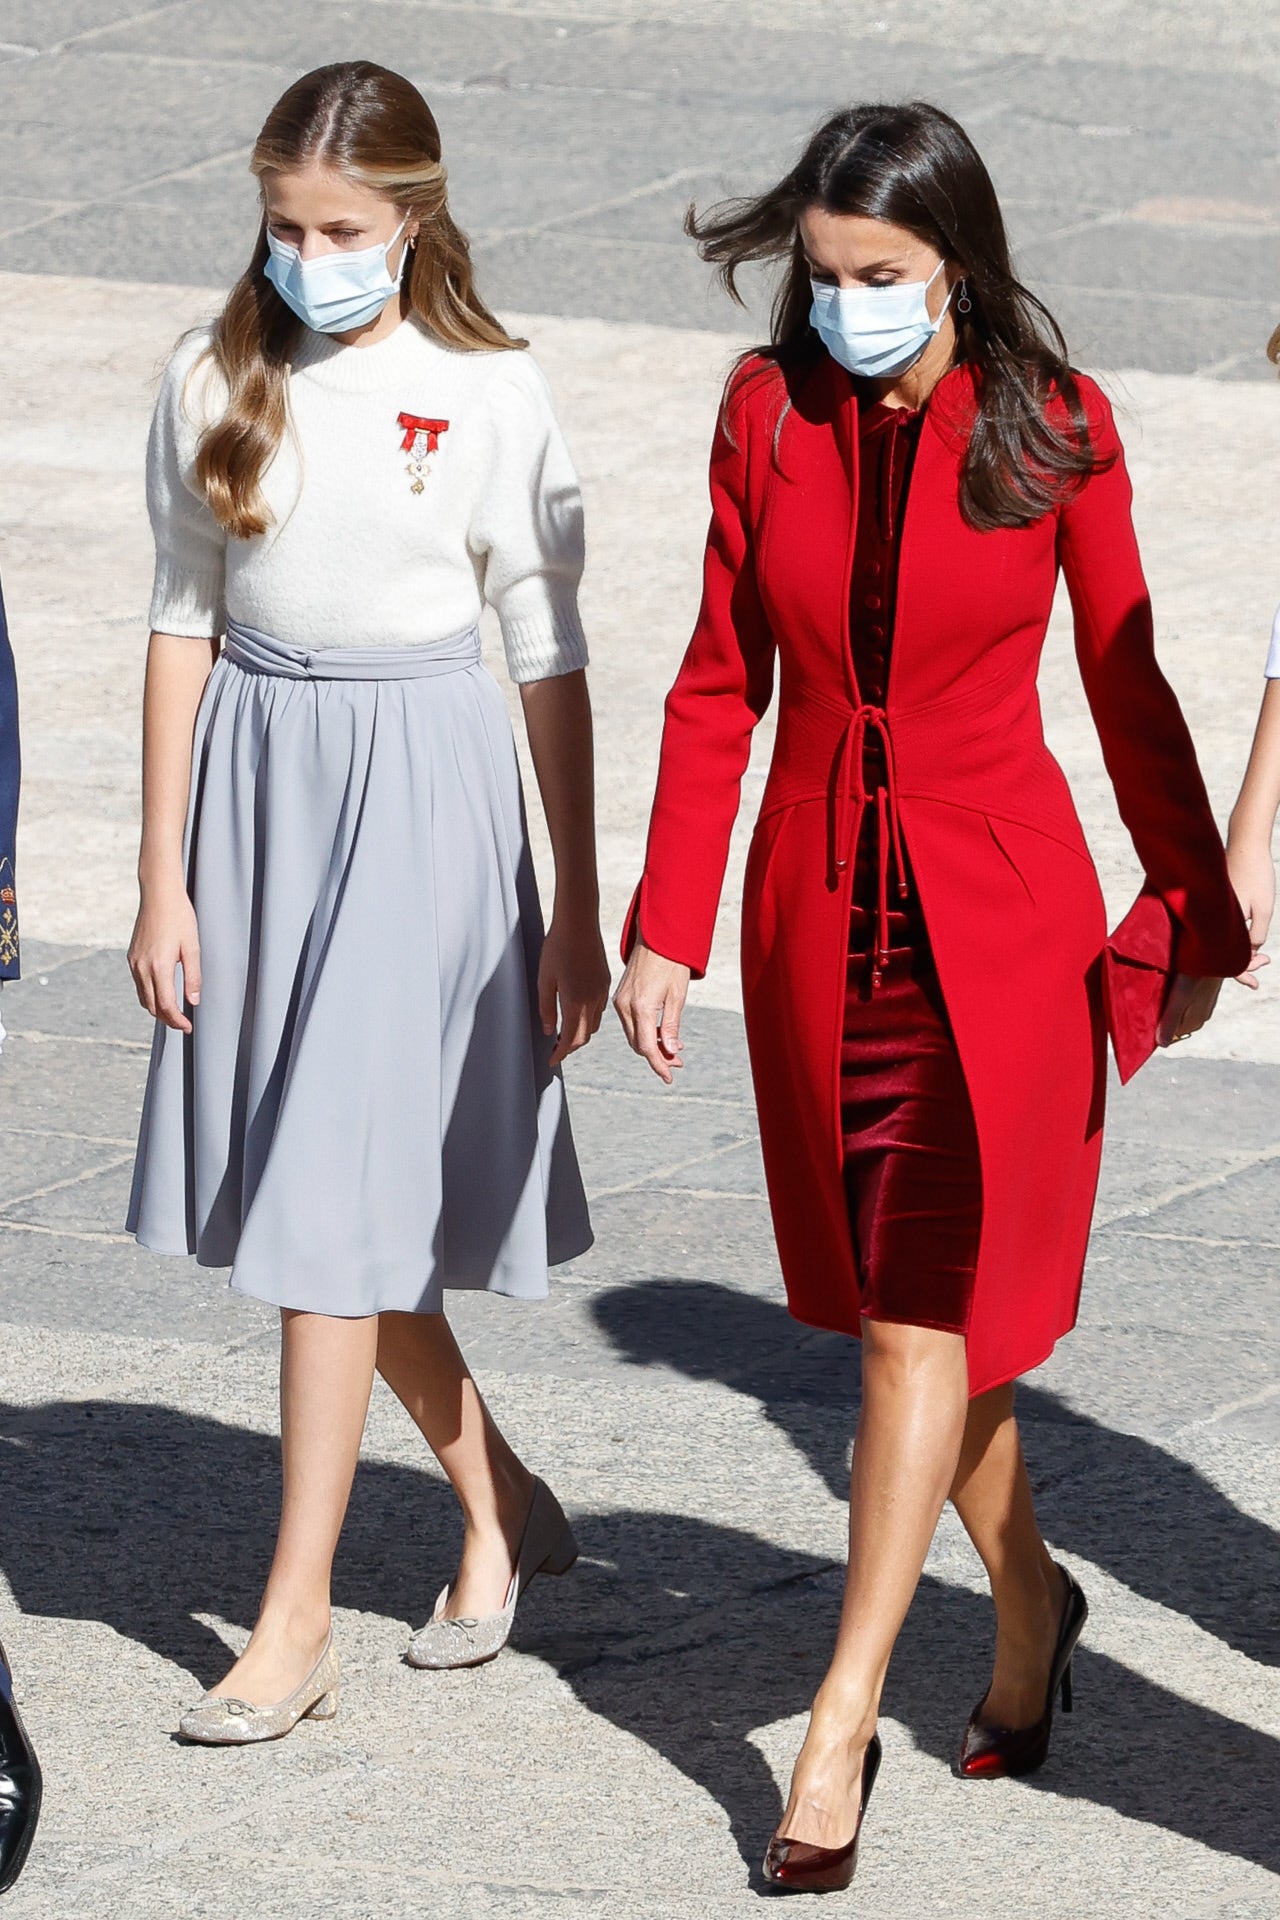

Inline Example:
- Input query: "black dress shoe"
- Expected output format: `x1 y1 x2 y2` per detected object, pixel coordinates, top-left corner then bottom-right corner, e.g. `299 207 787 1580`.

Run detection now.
958 1565 1088 1780
0 1637 42 1894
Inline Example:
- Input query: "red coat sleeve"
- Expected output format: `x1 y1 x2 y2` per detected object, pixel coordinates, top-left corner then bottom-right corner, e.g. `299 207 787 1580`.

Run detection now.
622 377 777 976
1056 377 1250 982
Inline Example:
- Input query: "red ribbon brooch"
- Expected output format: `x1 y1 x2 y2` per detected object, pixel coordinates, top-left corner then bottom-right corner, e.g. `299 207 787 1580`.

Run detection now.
397 412 449 494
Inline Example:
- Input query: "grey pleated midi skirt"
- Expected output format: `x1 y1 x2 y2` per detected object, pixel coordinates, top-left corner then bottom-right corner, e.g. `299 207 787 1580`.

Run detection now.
127 621 593 1316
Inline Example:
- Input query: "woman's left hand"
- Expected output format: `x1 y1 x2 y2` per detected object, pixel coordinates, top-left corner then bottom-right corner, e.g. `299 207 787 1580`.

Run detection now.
1226 834 1275 988
1157 973 1223 1048
538 913 611 1067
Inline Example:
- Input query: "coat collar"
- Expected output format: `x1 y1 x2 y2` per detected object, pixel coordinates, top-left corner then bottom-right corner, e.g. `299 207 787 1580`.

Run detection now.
780 348 979 451
767 347 974 511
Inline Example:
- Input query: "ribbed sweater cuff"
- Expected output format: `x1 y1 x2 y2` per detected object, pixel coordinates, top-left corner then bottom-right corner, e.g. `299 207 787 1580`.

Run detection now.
500 593 589 684
149 554 226 640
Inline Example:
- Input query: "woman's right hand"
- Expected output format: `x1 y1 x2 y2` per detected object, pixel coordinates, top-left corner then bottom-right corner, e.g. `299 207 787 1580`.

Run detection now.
1226 835 1275 988
128 883 202 1032
613 941 692 1084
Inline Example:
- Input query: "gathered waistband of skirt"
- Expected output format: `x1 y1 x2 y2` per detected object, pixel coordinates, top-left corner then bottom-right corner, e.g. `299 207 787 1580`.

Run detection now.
224 619 483 682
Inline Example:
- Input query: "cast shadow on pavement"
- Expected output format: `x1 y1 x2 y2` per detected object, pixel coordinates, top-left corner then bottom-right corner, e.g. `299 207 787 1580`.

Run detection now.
0 1293 1275 1889
568 1276 1280 1882
591 1277 1280 1667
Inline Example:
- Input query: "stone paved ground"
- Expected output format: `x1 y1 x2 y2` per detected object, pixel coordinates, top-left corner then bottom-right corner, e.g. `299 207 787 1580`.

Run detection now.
0 4 1278 1916
0 1 1277 368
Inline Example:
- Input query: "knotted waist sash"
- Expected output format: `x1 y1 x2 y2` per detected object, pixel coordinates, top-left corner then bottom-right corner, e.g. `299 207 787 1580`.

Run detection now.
833 704 908 989
759 674 1088 990
224 619 483 681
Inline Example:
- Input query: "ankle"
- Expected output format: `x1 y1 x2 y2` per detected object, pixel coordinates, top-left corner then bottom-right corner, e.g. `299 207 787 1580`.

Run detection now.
808 1674 879 1753
252 1598 331 1651
991 1560 1064 1647
460 1458 536 1545
995 1552 1059 1611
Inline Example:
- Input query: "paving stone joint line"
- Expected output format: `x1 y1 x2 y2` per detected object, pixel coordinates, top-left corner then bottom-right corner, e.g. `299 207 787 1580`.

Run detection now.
48 1 192 57
0 1127 135 1147
4 1029 149 1051
588 1136 756 1200
1093 1140 1280 1229
0 1154 137 1216
0 1220 134 1246
1117 1229 1280 1250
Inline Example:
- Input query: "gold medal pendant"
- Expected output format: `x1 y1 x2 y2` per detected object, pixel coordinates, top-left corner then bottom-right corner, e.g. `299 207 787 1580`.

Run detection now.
396 412 450 497
406 431 432 493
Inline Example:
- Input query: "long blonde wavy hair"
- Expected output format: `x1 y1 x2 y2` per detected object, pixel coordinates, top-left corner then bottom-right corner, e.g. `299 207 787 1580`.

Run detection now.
195 61 524 539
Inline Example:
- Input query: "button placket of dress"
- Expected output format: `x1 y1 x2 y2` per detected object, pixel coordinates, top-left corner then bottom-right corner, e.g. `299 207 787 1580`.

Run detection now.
828 391 867 924
844 404 920 989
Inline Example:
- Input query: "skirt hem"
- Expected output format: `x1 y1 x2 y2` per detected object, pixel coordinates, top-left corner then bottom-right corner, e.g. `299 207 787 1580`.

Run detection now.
129 1226 594 1316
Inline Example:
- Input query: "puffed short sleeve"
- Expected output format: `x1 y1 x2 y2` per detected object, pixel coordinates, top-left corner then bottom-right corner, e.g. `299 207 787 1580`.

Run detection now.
146 329 228 639
468 353 588 684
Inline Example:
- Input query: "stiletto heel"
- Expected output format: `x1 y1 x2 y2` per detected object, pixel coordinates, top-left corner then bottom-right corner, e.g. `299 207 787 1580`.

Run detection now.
763 1732 882 1894
308 1690 339 1721
958 1564 1087 1779
406 1478 578 1670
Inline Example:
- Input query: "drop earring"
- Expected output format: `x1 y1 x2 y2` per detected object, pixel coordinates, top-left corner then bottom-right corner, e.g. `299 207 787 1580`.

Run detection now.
956 278 972 315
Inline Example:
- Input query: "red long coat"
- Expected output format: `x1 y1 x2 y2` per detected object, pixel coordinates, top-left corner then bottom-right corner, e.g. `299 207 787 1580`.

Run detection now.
625 354 1250 1395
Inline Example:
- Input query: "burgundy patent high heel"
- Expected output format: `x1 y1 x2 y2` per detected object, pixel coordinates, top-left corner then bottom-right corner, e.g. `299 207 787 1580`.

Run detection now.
958 1564 1088 1780
763 1731 882 1894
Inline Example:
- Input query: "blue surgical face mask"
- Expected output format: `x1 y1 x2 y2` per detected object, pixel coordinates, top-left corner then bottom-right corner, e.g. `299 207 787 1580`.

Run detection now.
809 259 952 380
264 216 410 334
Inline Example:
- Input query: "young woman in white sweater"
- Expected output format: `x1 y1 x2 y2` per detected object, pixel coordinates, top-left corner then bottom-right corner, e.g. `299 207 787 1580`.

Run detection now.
127 61 610 1742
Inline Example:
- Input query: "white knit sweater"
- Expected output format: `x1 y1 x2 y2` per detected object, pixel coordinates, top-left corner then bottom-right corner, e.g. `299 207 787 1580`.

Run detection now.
147 316 588 681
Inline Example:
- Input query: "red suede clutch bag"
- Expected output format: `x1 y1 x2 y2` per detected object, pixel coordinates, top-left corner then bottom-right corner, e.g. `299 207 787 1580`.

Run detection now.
1101 888 1178 1084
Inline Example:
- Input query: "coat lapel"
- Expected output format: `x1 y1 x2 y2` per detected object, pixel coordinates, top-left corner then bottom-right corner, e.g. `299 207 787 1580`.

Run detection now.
768 353 860 700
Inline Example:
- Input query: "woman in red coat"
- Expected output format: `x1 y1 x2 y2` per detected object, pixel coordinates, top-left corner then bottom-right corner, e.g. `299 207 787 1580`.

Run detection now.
614 103 1250 1892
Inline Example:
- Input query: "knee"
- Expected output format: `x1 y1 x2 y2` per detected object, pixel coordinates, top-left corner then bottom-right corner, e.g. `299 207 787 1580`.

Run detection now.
861 1315 968 1393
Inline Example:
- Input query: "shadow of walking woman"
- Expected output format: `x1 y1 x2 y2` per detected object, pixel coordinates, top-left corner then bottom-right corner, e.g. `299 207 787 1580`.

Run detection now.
0 1353 1276 1884
566 1276 1280 1879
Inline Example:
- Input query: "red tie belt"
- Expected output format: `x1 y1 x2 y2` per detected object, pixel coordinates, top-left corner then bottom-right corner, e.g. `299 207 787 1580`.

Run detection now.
833 704 909 992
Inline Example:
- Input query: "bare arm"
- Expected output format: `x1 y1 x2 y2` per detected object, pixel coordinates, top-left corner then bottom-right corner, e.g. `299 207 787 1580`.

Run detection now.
127 631 219 1031
518 668 610 1066
1226 677 1280 987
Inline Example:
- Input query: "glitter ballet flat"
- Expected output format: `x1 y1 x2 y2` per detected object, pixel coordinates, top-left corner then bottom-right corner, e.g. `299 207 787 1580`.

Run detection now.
406 1478 578 1671
178 1633 340 1746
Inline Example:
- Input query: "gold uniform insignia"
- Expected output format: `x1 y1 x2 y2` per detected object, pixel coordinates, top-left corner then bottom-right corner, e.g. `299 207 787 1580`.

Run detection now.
0 859 18 969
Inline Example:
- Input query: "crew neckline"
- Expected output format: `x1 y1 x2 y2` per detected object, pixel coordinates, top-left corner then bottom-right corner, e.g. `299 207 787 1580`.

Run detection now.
291 315 452 392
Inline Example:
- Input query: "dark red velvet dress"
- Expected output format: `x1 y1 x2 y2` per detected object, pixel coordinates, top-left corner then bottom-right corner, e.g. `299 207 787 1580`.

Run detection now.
841 397 982 1335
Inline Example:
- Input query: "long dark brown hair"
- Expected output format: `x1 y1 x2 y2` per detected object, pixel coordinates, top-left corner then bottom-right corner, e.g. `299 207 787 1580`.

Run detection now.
195 62 522 540
690 102 1106 530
